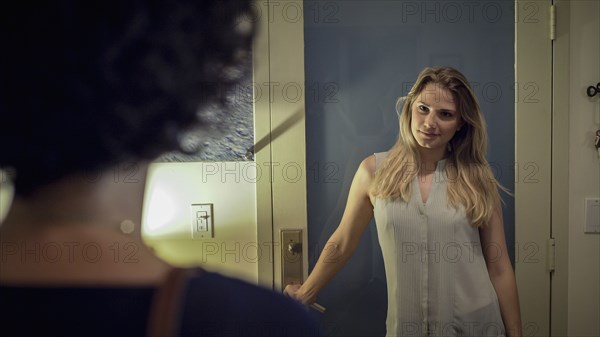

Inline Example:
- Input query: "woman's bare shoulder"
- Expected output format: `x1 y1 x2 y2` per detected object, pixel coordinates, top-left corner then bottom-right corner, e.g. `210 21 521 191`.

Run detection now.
358 155 376 177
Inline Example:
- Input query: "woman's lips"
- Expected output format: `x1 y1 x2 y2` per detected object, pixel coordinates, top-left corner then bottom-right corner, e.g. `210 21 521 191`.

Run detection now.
420 130 439 137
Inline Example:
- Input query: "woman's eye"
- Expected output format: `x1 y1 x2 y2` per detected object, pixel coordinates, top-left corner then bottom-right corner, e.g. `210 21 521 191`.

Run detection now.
418 105 428 112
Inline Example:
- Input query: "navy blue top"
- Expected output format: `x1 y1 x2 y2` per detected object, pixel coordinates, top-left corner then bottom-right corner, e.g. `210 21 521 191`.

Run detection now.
0 271 321 337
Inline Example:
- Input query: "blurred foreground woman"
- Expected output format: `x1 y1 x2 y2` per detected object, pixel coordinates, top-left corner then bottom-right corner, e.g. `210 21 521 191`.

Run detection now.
0 1 320 336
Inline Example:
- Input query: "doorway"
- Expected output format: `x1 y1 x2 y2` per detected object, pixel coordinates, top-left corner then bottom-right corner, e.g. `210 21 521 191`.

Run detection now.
304 1 516 335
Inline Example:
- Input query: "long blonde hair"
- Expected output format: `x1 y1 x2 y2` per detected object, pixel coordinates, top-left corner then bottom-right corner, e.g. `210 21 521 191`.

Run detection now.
371 67 505 227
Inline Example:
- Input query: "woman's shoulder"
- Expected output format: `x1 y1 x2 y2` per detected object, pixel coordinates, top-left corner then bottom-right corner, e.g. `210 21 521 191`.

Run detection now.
359 151 389 176
181 271 321 336
374 151 390 168
356 155 376 182
355 151 394 182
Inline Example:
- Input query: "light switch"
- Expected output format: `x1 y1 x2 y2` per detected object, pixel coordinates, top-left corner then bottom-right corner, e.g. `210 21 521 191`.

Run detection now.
191 204 214 239
584 198 600 233
197 218 207 232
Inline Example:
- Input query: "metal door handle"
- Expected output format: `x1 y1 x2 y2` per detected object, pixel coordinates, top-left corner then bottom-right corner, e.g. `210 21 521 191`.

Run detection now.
288 242 302 255
310 303 327 313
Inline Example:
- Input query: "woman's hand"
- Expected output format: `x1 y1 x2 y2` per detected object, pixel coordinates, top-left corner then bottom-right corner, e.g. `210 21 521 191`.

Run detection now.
283 283 316 305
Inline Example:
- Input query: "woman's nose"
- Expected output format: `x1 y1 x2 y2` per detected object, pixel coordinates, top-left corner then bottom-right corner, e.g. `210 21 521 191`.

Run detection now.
424 113 437 128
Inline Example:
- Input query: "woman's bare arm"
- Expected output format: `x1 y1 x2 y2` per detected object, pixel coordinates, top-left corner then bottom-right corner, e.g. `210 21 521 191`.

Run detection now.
480 201 523 337
284 156 376 304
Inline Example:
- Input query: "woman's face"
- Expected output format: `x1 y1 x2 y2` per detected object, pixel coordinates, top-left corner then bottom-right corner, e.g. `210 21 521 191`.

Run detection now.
410 83 463 156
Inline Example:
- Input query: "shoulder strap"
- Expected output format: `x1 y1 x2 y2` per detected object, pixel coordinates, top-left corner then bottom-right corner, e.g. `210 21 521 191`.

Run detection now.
373 151 389 171
147 267 201 337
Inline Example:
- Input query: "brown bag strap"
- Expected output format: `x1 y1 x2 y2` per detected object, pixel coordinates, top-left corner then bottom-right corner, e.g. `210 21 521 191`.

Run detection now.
147 267 201 337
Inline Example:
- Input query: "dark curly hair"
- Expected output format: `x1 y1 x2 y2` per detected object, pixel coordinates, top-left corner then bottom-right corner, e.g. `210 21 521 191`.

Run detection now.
0 0 256 196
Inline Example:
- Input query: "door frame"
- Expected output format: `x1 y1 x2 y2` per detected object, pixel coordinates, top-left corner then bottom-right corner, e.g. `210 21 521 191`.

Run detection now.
550 0 600 335
256 1 560 334
515 0 554 335
255 0 308 290
550 0 569 335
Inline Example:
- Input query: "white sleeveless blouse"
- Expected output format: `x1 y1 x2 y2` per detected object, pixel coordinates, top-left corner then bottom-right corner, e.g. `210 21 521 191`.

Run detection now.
373 152 505 337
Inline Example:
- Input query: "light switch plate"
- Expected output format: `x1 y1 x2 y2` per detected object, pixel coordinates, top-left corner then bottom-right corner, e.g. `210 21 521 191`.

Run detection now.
191 204 214 239
584 198 600 233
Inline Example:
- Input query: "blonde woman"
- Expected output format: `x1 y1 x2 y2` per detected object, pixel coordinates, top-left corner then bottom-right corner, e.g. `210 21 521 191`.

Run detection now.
285 67 522 337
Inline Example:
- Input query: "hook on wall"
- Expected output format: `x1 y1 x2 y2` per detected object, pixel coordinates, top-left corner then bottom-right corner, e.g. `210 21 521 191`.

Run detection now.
586 82 600 97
